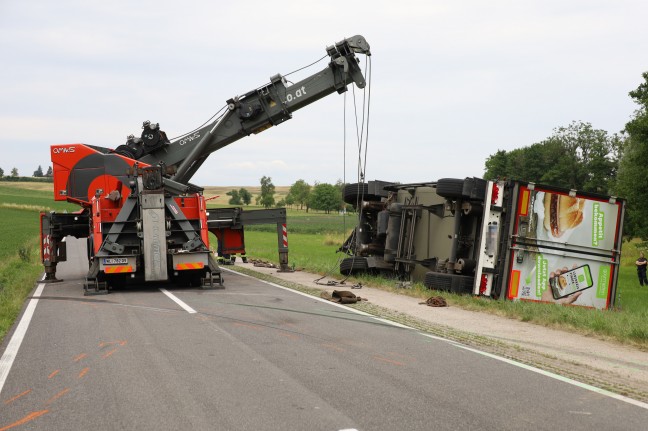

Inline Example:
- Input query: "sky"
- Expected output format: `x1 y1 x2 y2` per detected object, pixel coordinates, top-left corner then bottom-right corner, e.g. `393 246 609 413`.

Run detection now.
1 0 646 187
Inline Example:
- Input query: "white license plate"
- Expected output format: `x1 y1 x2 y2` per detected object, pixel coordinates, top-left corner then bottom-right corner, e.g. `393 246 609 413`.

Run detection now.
103 258 128 265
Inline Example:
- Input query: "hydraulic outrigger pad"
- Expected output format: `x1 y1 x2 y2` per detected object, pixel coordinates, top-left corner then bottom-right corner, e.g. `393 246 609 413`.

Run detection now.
84 278 109 296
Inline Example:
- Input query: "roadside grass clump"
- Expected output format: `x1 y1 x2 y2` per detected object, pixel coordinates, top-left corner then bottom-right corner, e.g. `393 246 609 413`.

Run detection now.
628 327 648 342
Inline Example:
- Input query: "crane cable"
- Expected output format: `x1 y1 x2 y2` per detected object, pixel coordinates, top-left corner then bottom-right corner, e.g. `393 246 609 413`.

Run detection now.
349 55 372 254
314 55 372 286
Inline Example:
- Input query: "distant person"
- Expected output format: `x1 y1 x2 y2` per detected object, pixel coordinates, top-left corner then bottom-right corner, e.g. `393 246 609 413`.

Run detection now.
636 252 648 286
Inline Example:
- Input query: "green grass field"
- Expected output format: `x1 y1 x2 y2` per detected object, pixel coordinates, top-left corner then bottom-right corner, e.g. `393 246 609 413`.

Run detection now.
0 183 78 340
2 182 648 349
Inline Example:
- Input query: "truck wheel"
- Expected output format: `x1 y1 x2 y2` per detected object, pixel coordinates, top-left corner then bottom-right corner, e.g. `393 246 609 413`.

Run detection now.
113 144 137 159
343 183 380 206
339 257 369 276
436 178 487 201
423 272 474 294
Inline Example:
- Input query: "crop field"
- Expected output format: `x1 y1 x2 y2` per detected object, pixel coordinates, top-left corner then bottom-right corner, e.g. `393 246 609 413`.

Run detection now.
2 182 648 348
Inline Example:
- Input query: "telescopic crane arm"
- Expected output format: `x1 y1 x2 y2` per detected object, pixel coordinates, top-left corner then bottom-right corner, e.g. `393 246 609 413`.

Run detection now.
137 35 370 185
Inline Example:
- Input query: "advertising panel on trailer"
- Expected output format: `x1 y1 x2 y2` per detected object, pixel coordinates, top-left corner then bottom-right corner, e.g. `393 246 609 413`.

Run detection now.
475 180 624 310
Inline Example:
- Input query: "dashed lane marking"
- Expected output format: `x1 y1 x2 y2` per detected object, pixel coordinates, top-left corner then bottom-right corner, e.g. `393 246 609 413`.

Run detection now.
159 288 197 314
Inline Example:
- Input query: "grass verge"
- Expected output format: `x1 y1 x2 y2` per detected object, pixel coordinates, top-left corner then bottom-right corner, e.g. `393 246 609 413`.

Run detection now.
0 237 44 341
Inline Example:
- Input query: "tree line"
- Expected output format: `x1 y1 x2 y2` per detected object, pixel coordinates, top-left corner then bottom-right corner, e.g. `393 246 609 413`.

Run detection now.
0 165 53 179
483 71 648 239
226 176 350 214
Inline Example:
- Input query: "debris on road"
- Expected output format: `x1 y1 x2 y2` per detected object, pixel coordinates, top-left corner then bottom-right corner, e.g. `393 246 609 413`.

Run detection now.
320 290 367 304
419 296 448 307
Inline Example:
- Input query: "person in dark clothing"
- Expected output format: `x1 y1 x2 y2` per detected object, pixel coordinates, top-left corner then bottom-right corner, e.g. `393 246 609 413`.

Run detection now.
636 252 648 286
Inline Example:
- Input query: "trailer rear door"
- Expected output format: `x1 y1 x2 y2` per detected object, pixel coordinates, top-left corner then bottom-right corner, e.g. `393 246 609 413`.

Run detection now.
504 184 624 309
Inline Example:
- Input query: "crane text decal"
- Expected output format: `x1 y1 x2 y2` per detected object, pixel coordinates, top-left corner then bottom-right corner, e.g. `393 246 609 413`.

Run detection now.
285 86 307 103
52 147 76 154
179 132 201 146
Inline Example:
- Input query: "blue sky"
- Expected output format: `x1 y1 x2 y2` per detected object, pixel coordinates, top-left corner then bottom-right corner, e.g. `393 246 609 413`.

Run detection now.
1 0 646 186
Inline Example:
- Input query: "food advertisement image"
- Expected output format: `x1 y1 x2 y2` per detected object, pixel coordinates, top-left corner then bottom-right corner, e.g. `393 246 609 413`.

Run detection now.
507 188 622 309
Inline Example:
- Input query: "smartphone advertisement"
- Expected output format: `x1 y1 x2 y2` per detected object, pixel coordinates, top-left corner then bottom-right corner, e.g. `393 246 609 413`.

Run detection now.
506 187 623 309
549 264 593 299
508 253 613 308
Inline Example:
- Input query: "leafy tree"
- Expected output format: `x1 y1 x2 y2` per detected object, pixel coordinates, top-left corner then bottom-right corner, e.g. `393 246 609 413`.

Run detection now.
239 188 252 205
45 166 53 177
0 167 4 178
226 189 242 205
309 182 342 213
483 121 620 194
484 150 509 180
275 199 286 208
616 71 648 238
284 193 295 208
11 167 18 177
258 176 275 209
33 165 44 177
288 179 311 211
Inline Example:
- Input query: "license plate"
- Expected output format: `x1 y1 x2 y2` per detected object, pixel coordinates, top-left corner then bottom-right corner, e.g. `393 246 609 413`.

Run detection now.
103 258 128 265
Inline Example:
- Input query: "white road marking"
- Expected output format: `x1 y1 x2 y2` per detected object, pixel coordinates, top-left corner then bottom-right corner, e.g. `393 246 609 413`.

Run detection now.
159 288 197 314
0 282 45 395
224 268 648 411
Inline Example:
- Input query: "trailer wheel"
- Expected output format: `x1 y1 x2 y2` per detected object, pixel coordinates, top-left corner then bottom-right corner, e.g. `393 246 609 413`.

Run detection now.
339 256 370 276
343 183 380 206
436 178 487 201
423 272 474 294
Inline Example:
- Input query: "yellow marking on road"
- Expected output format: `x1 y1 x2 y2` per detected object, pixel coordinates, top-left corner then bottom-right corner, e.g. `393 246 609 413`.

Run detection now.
0 409 48 430
45 388 69 405
373 356 405 366
3 389 31 405
73 353 87 362
102 348 118 359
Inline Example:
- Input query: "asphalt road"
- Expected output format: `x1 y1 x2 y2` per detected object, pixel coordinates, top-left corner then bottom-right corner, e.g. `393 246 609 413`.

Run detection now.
1 238 647 430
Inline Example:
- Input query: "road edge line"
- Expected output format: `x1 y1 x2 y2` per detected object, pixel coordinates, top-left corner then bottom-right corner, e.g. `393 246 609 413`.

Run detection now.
0 282 45 395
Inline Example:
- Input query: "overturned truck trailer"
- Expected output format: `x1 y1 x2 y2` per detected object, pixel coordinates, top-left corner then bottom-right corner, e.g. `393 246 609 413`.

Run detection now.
340 178 625 310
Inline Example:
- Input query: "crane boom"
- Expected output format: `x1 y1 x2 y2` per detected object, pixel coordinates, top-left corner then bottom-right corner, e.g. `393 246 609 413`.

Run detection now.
143 35 370 184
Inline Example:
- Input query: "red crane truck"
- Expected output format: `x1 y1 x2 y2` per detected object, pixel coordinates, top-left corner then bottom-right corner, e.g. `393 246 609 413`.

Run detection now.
40 35 371 294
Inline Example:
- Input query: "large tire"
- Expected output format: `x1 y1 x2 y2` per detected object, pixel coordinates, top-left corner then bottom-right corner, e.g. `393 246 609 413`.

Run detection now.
436 178 487 201
423 272 474 294
339 257 369 276
343 183 380 206
435 178 465 199
113 144 137 159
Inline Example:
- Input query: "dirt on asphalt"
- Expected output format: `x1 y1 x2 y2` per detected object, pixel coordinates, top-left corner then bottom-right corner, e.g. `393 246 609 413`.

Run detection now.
225 261 648 403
